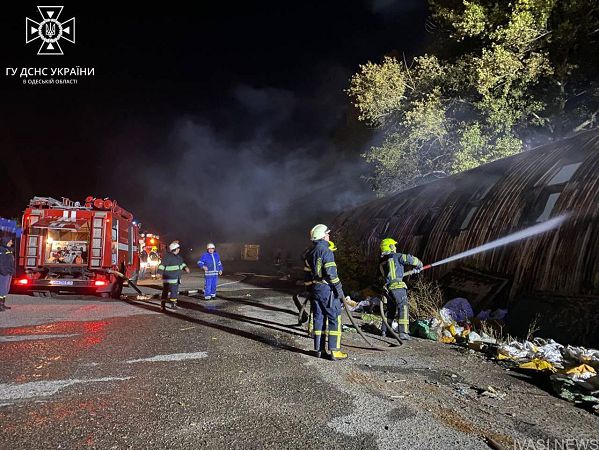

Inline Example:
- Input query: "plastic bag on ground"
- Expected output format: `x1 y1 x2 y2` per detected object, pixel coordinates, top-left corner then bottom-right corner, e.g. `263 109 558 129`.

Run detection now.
564 364 597 381
519 358 557 372
476 309 508 321
550 374 599 412
440 297 473 323
468 332 482 343
562 346 599 370
410 320 438 341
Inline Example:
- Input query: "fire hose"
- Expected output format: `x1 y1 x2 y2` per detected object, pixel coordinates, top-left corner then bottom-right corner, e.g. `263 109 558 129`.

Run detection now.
294 293 399 349
107 269 144 296
377 295 404 346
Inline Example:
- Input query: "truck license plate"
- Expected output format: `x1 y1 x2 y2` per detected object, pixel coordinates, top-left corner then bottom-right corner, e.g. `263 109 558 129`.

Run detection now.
50 280 74 286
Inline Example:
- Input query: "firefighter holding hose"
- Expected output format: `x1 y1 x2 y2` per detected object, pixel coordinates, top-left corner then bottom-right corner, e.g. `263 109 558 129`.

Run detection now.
379 238 423 341
158 241 190 310
304 224 348 360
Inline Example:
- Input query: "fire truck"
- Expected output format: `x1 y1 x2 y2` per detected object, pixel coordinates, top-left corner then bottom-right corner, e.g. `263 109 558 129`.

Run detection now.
12 196 140 298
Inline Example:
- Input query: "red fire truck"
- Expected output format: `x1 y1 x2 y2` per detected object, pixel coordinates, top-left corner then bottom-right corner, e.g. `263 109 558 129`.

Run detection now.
13 196 140 298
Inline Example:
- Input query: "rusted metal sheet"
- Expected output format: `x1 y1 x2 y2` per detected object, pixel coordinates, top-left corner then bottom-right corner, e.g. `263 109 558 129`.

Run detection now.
334 130 599 343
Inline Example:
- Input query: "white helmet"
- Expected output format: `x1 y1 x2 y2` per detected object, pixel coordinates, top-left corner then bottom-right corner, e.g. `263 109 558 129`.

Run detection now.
310 224 330 241
169 242 180 251
207 243 216 249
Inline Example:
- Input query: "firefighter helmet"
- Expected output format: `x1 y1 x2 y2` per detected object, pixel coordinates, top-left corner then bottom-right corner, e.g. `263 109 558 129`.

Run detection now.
169 241 180 251
380 238 397 253
310 224 330 241
207 243 216 249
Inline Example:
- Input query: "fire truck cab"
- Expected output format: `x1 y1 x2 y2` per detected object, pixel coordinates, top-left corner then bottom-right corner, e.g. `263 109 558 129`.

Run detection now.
13 196 140 298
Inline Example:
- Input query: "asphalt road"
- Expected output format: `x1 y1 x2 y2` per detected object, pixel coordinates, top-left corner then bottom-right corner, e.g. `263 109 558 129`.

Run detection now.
1 272 598 450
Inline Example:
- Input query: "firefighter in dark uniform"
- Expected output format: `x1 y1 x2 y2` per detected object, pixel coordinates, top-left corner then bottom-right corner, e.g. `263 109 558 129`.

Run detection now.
158 241 190 310
379 238 423 340
0 237 15 312
304 224 347 360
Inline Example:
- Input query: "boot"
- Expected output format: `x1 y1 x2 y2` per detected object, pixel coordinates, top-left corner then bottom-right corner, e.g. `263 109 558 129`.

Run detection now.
399 332 412 341
0 297 5 312
160 300 166 311
169 301 178 310
315 340 328 359
328 350 348 361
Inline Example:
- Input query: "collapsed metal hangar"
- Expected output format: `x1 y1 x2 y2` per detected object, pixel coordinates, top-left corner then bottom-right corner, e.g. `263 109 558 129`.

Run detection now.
333 129 599 346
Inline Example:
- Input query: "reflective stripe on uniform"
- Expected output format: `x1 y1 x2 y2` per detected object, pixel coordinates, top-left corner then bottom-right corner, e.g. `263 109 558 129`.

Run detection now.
158 265 165 270
324 262 336 268
330 277 340 284
389 258 397 280
163 279 178 284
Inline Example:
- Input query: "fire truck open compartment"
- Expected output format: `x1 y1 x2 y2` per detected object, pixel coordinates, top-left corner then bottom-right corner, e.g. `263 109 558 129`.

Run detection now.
12 196 140 298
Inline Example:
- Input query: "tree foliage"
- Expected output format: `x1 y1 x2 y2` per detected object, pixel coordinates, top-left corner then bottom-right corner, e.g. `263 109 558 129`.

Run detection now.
348 0 599 195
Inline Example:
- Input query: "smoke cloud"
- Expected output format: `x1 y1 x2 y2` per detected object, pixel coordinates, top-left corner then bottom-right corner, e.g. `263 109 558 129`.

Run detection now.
113 79 375 255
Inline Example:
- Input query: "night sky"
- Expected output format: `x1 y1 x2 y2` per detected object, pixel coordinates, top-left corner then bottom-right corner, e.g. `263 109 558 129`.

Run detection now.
1 1 428 253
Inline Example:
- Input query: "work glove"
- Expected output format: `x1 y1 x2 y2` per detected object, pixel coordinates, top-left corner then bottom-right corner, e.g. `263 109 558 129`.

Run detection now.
218 271 222 275
412 268 421 274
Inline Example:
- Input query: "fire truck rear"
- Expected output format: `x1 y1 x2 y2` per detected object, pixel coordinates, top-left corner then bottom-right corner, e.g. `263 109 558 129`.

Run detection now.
13 196 140 298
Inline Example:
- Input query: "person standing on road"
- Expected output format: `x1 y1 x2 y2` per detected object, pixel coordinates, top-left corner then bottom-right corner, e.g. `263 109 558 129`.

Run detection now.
0 237 15 312
378 238 423 340
198 243 223 300
158 241 190 311
148 247 160 279
139 248 149 280
304 224 348 360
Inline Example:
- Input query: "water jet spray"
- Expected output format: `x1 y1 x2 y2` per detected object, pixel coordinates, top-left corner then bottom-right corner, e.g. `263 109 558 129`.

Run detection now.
404 214 569 277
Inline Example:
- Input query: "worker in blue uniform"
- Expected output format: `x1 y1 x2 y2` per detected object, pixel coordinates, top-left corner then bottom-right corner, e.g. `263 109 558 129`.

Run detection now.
198 243 223 300
304 224 347 360
379 238 423 340
158 241 190 310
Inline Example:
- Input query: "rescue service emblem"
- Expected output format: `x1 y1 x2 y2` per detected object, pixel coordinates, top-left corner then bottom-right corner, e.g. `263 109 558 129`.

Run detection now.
26 6 75 55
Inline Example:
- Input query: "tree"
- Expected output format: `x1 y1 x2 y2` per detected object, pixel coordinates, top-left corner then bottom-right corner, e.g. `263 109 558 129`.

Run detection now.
348 0 599 195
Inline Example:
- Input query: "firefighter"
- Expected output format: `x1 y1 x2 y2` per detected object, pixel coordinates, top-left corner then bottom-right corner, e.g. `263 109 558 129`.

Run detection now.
0 237 15 312
148 247 160 279
379 238 423 340
198 243 223 300
139 248 149 280
304 224 347 360
158 241 190 310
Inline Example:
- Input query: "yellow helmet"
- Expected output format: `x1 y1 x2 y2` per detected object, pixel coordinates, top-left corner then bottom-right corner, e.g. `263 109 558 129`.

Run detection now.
328 241 337 252
380 238 397 253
